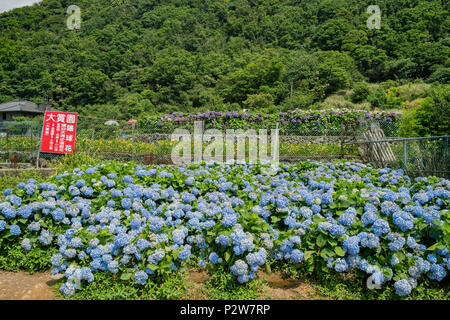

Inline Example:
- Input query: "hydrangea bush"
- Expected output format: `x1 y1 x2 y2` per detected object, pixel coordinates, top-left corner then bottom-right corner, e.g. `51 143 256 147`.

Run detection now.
139 108 401 132
0 161 448 298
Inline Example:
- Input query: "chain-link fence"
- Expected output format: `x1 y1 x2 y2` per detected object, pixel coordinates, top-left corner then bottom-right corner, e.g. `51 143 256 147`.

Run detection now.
0 121 44 164
4 118 446 179
355 135 449 179
1 117 401 167
377 120 400 138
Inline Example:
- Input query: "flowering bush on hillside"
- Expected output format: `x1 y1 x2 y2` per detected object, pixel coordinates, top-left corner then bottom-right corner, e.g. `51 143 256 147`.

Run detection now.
139 108 401 133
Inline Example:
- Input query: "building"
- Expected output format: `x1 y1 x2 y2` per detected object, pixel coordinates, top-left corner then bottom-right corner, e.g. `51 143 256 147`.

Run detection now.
0 100 57 123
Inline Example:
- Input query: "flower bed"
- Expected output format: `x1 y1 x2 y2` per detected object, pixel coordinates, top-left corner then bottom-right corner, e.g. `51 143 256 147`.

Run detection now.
139 108 401 133
0 161 448 298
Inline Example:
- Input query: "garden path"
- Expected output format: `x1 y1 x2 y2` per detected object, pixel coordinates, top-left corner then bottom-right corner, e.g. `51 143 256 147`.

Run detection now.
0 271 61 300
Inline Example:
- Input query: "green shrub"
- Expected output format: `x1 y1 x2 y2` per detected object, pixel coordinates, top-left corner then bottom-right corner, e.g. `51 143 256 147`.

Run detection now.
58 272 187 300
351 82 371 103
380 80 400 91
243 93 275 110
0 171 43 200
427 68 450 83
368 86 403 110
367 87 388 110
0 241 58 272
398 107 421 137
399 84 450 137
205 266 264 300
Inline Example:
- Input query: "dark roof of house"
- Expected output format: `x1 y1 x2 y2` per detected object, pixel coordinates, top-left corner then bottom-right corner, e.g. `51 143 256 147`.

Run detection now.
0 101 56 113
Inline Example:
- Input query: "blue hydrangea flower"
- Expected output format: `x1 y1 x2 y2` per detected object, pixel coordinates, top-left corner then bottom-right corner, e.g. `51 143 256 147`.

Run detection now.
338 212 355 227
216 235 230 247
39 230 53 246
60 282 76 297
427 254 438 264
199 259 207 268
392 211 415 232
427 264 447 282
75 179 85 188
230 260 248 276
361 211 377 226
290 249 304 263
134 271 148 285
178 246 191 261
21 238 32 252
343 236 360 255
10 224 21 236
391 256 400 266
121 198 132 210
209 252 220 264
372 219 390 236
334 258 348 273
123 176 134 184
329 224 346 236
222 212 237 227
394 279 412 296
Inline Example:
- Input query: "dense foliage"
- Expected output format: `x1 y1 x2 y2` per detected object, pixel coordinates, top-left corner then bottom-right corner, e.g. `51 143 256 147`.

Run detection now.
0 161 449 298
0 0 448 118
399 84 450 137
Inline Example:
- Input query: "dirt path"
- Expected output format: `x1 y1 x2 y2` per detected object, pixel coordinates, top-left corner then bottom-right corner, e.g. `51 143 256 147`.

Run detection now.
184 269 212 300
259 272 323 300
0 270 321 300
0 271 61 300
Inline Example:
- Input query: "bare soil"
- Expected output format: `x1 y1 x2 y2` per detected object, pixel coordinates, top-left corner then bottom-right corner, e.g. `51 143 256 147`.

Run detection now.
0 271 62 300
258 271 323 300
183 269 212 300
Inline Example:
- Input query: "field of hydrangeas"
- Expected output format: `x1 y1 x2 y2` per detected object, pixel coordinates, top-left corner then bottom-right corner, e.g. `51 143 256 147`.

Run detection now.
0 160 449 299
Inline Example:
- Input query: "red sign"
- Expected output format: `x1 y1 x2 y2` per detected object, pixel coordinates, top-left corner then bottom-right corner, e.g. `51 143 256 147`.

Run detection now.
40 111 78 154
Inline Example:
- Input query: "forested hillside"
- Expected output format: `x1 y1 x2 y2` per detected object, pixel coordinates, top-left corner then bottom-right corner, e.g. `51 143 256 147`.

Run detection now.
0 0 448 119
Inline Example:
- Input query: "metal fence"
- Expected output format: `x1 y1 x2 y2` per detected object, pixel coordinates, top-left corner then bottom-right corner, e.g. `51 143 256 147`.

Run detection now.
0 118 400 167
354 135 449 179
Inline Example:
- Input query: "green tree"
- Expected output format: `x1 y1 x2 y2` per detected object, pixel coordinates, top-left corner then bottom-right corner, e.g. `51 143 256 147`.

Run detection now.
220 53 283 105
282 51 319 98
312 18 352 51
347 45 389 80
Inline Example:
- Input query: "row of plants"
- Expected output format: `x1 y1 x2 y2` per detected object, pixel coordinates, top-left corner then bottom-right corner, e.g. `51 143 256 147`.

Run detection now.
0 160 448 299
0 137 168 155
138 108 401 133
0 136 357 158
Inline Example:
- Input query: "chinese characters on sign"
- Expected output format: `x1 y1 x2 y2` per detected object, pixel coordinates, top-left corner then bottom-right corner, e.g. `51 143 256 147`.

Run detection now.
40 111 78 154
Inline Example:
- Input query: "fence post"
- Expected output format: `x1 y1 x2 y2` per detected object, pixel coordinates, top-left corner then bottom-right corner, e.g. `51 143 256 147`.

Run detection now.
6 124 9 162
446 135 449 179
36 121 44 169
132 121 136 162
88 127 96 158
403 140 407 172
30 122 33 161
340 123 344 160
